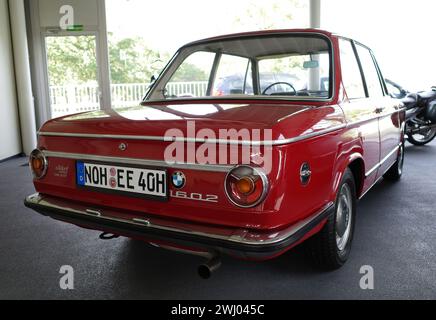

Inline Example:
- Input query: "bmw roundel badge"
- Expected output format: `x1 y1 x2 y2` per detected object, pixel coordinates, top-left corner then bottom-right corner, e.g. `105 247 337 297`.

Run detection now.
172 171 186 189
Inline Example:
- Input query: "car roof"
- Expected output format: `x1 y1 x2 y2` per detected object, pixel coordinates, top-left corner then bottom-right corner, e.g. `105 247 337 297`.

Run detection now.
181 28 335 49
181 30 334 60
180 29 374 53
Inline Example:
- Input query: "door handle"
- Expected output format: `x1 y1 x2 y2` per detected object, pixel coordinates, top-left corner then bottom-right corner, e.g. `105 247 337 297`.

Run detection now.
375 107 385 114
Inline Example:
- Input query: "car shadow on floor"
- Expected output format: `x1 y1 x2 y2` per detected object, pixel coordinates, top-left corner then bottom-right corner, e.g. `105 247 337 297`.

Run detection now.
122 237 316 274
101 169 411 298
116 181 395 277
115 239 326 298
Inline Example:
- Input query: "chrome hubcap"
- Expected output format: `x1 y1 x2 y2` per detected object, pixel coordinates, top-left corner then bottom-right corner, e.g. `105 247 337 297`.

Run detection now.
336 184 352 251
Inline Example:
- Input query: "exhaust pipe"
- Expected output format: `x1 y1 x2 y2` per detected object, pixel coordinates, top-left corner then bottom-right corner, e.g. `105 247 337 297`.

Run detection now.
150 243 222 279
99 232 120 240
198 254 222 279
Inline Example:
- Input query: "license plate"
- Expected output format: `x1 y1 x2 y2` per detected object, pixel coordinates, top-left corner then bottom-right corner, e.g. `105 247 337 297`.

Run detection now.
76 162 167 201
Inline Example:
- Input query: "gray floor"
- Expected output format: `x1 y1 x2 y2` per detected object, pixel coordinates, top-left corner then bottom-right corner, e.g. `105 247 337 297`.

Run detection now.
1 141 435 300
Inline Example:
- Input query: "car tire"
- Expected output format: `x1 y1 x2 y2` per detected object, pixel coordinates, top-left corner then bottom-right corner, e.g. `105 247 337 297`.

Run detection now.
383 143 405 181
304 168 357 270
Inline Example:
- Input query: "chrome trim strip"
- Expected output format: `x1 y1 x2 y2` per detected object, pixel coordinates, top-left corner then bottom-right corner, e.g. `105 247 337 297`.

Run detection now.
38 124 346 146
365 144 400 178
360 143 403 200
144 95 333 104
359 175 383 200
42 150 232 173
277 107 313 123
346 105 405 128
346 117 375 128
25 193 334 247
85 209 101 217
273 125 346 145
378 108 403 119
365 163 380 178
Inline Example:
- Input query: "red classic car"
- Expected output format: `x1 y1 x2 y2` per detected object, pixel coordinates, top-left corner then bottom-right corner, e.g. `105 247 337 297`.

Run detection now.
25 29 405 278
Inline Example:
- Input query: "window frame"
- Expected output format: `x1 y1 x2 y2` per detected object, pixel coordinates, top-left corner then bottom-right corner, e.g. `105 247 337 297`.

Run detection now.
338 37 366 100
145 33 335 103
339 36 388 100
354 42 387 98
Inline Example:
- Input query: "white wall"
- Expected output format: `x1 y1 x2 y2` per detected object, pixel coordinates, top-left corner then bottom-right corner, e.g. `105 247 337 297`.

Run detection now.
9 0 37 155
0 0 22 160
39 0 99 28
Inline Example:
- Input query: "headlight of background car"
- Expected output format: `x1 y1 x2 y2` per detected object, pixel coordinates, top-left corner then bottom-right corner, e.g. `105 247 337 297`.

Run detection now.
224 165 269 208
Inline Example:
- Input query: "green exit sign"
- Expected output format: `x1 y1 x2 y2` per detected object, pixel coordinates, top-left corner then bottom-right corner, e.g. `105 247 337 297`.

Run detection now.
66 25 84 32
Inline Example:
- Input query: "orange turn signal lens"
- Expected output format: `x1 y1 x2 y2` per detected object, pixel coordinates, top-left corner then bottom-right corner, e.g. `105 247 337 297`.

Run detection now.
29 149 47 180
235 177 255 195
32 158 43 170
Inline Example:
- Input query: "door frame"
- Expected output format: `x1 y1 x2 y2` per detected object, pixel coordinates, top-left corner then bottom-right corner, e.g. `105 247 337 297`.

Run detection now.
42 29 107 119
27 0 111 125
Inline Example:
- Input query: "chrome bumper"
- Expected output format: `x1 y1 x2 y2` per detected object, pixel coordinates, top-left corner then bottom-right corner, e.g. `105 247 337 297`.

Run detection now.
24 193 334 256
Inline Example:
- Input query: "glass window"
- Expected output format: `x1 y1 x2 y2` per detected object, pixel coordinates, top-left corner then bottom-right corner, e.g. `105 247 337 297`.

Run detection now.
164 51 215 98
45 35 100 118
339 39 365 100
213 55 252 96
258 53 329 96
356 45 384 98
149 35 332 101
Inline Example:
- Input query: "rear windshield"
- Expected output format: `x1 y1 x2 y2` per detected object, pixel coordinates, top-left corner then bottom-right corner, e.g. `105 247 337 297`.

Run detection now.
146 34 333 101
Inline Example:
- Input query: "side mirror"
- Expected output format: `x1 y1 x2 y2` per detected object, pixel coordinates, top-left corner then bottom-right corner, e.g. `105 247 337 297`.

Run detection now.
150 72 160 84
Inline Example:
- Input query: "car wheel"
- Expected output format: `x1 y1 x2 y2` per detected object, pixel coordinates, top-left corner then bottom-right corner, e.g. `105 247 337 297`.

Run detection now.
383 143 405 181
305 168 356 270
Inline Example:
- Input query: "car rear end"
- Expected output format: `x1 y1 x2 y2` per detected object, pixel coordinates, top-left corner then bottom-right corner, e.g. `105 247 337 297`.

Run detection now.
25 29 340 263
25 102 340 262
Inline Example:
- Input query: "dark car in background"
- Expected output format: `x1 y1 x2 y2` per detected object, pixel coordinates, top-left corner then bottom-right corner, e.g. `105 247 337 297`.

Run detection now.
214 73 304 96
214 73 328 97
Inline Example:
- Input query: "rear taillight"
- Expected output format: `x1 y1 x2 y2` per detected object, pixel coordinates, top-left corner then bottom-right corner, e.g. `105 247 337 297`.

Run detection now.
29 149 48 180
224 165 269 208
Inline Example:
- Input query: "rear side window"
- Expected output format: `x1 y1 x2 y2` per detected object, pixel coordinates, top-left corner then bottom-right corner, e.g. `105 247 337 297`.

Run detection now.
355 45 384 98
339 39 365 100
165 51 215 98
213 54 252 96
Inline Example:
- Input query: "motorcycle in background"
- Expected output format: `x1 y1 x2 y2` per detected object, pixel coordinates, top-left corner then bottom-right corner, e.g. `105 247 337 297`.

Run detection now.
386 79 436 146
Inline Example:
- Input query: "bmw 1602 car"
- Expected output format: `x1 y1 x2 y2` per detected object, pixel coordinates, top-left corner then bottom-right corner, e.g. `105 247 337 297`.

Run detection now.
25 29 405 278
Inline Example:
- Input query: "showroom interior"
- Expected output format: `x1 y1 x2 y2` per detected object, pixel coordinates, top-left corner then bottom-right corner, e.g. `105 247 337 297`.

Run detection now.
1 0 435 300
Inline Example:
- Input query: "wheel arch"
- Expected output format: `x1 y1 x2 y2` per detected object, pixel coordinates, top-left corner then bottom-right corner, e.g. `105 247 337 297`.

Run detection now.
331 152 365 201
348 157 365 198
